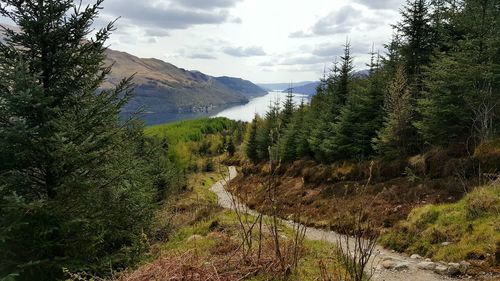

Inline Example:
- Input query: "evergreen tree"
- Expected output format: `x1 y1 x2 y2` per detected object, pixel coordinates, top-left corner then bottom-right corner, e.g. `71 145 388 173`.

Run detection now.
318 42 354 162
245 115 260 163
334 41 354 106
332 50 386 159
294 99 311 157
257 99 280 161
307 66 334 162
382 33 403 77
374 65 415 157
416 0 500 145
281 86 295 128
0 0 155 279
281 98 309 163
396 0 435 95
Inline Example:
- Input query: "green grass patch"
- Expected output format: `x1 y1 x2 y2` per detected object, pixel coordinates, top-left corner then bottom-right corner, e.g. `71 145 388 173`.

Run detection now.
145 117 238 170
381 184 500 266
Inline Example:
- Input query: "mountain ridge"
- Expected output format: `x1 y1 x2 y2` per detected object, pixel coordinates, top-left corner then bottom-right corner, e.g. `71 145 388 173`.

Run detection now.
1 26 267 124
104 49 267 121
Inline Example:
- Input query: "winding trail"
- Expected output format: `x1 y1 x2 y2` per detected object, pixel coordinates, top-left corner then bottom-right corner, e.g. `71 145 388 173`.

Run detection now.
210 167 467 281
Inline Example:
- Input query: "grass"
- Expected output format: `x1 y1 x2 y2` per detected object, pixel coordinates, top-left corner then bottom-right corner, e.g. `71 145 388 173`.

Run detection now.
380 184 500 268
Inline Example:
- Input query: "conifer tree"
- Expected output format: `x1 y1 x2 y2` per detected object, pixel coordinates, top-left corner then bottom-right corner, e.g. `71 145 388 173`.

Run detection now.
307 67 334 161
374 65 415 157
0 0 155 279
295 99 311 157
245 116 260 163
257 99 280 161
332 50 385 159
416 0 500 145
318 42 354 162
381 33 403 80
281 86 295 128
396 0 435 95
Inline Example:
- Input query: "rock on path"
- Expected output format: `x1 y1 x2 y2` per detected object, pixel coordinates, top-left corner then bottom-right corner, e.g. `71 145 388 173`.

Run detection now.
211 167 466 281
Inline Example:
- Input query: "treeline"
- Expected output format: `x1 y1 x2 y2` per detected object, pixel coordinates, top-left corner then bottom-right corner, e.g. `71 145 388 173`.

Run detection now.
246 0 499 164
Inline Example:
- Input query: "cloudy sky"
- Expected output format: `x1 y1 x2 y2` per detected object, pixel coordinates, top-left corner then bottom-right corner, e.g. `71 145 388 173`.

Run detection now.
2 0 406 83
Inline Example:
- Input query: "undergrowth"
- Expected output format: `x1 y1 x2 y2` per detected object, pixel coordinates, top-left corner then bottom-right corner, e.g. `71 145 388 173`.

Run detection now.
380 184 500 269
114 168 347 281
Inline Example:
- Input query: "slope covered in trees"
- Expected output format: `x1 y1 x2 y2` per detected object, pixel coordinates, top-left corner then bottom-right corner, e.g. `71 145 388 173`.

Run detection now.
236 0 499 274
244 0 499 165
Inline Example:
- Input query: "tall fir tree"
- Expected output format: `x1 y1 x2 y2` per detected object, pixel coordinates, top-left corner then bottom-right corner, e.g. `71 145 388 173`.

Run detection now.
281 86 295 128
374 65 415 157
256 99 280 161
0 0 155 279
245 115 260 163
396 0 435 96
331 49 385 159
319 41 354 162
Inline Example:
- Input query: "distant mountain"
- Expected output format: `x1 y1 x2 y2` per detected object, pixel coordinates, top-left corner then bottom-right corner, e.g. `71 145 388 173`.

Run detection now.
103 49 266 124
258 81 315 91
214 76 267 98
353 69 370 78
284 82 320 96
1 26 266 125
282 70 371 96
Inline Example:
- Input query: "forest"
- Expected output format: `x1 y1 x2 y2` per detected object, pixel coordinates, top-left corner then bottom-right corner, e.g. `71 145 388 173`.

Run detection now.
245 0 499 164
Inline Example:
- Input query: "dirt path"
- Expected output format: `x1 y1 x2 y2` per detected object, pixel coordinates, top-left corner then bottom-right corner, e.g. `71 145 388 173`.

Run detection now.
211 167 467 281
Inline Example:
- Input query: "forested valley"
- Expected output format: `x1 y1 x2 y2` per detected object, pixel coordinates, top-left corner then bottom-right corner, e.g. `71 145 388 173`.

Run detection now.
0 0 498 281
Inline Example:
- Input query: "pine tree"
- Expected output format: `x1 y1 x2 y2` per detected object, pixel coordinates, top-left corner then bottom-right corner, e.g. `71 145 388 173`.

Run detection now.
416 0 500 145
307 67 334 161
382 33 403 77
281 86 295 128
318 41 354 162
0 0 155 279
396 0 435 95
245 115 260 163
257 99 280 161
335 41 354 106
374 65 415 157
295 99 311 157
333 49 386 159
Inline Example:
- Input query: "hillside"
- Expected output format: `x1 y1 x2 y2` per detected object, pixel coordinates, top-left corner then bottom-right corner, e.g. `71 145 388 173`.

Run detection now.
283 81 320 95
214 76 267 98
1 24 266 124
104 50 266 124
258 81 315 91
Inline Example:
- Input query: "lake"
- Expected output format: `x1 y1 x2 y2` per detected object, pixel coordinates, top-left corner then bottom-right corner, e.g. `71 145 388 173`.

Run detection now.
213 91 309 122
131 91 310 126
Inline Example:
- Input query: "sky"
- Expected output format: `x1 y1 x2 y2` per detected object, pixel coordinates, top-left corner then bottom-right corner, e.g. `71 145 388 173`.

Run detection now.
1 0 406 83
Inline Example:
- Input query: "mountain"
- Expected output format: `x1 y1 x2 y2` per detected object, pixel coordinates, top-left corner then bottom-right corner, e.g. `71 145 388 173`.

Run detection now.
104 50 266 122
283 81 320 95
258 81 315 91
215 76 267 98
1 26 266 125
281 70 372 96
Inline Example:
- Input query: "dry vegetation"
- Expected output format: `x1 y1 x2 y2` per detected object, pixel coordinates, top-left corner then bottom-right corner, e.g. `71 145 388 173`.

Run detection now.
113 168 350 281
229 144 500 274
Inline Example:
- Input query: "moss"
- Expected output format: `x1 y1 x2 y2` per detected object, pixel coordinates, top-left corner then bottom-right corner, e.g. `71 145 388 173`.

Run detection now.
381 185 500 267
